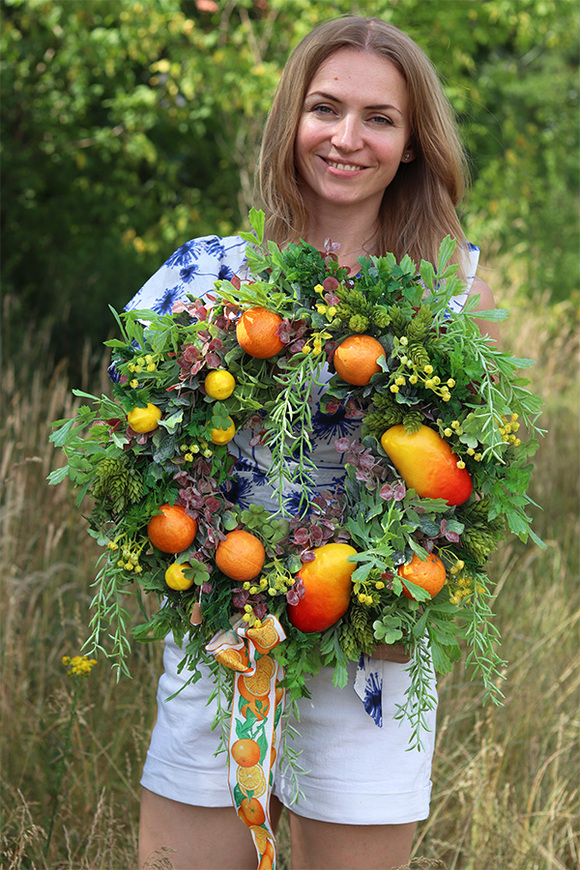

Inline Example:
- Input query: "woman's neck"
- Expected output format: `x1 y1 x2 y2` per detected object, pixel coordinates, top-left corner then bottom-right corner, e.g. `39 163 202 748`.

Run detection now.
301 201 380 272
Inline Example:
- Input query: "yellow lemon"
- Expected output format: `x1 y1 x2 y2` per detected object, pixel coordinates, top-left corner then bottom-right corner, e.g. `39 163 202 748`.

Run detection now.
165 562 194 591
127 403 162 433
204 370 236 400
210 417 236 445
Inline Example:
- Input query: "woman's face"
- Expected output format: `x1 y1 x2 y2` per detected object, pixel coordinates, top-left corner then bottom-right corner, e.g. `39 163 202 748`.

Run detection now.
294 48 412 216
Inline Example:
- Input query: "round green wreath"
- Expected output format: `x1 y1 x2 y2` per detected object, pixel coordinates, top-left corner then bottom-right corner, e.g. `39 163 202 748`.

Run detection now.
50 209 544 753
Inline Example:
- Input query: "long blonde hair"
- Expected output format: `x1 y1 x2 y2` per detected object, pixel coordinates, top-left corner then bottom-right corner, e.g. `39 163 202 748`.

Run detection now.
258 16 469 269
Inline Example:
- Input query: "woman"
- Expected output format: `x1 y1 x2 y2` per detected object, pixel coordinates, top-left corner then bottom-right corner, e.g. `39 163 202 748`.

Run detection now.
135 16 498 870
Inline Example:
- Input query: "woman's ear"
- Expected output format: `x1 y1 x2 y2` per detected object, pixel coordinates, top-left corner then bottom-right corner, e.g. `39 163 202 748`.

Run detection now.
401 147 416 163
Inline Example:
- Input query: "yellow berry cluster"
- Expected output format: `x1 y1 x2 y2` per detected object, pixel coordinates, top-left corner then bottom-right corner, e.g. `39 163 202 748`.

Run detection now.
357 592 374 605
108 532 147 573
391 339 454 402
128 353 161 374
242 570 296 600
448 562 485 605
128 354 162 388
356 577 388 606
239 568 297 628
440 420 483 466
303 328 333 355
498 413 521 446
314 285 338 321
62 655 97 678
180 440 213 461
242 604 262 628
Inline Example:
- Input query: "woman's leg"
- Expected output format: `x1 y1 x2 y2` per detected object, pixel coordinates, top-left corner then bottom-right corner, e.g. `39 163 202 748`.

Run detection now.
287 811 416 870
139 790 284 870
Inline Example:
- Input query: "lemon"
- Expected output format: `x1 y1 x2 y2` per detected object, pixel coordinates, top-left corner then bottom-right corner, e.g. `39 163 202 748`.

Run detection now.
204 370 236 400
127 403 162 433
210 417 236 445
165 562 194 591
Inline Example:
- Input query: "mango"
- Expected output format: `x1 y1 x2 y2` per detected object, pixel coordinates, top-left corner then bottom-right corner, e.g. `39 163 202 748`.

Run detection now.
380 424 472 506
288 543 357 632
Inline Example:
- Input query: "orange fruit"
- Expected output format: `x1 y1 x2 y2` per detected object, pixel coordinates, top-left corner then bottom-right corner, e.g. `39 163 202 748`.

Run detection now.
398 552 446 599
210 416 236 445
165 562 194 591
249 825 270 852
204 369 236 400
333 334 385 385
288 542 357 632
237 763 266 797
215 529 265 581
147 504 197 553
240 655 275 698
247 619 280 655
238 797 266 827
127 402 162 433
258 839 275 870
231 738 261 768
236 307 284 358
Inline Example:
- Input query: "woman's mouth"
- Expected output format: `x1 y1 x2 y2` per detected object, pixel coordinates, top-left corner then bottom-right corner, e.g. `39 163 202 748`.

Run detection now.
324 158 365 172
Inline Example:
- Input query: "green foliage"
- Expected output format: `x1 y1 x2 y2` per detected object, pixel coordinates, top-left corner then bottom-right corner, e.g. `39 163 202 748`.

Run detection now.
2 0 577 373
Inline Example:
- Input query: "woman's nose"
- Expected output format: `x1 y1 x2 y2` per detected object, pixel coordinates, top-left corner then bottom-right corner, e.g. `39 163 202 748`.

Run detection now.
331 115 363 151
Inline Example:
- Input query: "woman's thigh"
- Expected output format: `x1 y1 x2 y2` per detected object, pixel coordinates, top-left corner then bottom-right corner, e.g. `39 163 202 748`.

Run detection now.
287 811 416 870
139 789 285 870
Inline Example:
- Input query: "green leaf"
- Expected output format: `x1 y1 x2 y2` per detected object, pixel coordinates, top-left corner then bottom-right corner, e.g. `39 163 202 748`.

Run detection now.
47 466 70 485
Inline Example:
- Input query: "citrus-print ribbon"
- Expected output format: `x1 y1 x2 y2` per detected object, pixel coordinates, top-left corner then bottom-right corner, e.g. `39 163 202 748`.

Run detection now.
206 614 286 870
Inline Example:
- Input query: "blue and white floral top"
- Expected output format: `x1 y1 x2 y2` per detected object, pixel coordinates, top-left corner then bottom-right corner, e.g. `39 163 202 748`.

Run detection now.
127 234 480 725
126 234 479 516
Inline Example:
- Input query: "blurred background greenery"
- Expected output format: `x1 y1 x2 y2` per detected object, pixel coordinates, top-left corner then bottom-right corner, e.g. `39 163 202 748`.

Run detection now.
2 0 578 368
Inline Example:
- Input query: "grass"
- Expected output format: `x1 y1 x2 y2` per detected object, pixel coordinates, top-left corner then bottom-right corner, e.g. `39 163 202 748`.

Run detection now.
1 279 578 870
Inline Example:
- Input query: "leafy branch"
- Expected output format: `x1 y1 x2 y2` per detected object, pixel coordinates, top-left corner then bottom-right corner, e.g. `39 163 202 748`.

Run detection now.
265 352 323 516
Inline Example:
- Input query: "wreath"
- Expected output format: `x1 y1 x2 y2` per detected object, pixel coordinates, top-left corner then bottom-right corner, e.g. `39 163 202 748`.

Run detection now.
50 209 544 760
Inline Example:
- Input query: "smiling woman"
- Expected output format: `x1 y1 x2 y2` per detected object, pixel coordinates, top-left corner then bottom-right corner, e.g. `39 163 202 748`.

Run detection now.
294 49 413 263
133 15 499 870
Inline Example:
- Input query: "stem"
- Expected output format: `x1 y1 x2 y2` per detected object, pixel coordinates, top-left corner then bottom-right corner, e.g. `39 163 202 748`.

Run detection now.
267 354 321 516
44 680 78 858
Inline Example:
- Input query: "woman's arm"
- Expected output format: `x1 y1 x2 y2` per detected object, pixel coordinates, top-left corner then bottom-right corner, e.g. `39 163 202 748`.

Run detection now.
468 275 501 346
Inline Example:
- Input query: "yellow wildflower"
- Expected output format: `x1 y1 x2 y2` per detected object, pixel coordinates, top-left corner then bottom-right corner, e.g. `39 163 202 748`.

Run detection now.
62 655 97 678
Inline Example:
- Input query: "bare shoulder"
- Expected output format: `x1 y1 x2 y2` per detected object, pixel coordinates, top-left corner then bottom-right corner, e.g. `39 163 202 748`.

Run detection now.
467 275 496 311
467 276 501 345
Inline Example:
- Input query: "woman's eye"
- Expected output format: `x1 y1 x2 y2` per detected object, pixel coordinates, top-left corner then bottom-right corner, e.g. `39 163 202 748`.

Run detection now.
312 104 335 116
370 115 393 126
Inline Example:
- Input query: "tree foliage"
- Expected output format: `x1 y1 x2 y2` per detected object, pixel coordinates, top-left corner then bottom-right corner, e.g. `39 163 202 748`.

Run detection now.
2 0 578 367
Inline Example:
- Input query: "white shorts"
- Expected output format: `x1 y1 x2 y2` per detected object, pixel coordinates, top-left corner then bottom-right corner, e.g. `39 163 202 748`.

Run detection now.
141 635 437 825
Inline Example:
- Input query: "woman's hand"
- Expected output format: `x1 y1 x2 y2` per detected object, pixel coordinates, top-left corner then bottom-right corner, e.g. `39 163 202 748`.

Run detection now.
370 643 411 663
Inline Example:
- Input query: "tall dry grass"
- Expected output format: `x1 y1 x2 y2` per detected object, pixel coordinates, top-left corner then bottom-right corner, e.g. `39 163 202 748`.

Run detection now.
1 280 578 870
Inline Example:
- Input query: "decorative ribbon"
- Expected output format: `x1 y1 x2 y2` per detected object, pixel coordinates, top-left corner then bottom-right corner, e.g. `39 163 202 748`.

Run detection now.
206 615 286 870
